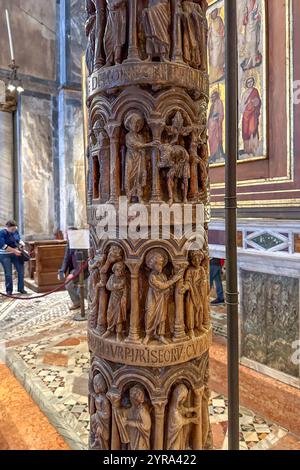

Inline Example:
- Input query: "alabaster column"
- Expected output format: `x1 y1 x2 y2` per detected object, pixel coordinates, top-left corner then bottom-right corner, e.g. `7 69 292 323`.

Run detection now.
86 0 212 452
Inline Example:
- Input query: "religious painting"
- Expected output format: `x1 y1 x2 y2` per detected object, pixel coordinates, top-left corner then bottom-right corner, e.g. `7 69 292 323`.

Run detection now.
207 0 267 165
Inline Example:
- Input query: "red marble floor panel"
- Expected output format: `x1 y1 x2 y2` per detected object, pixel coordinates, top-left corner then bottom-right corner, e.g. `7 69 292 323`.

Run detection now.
210 335 300 437
0 364 69 450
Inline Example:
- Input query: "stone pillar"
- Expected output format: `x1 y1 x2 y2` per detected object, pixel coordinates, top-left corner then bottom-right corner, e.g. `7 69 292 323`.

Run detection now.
153 399 168 450
86 0 212 451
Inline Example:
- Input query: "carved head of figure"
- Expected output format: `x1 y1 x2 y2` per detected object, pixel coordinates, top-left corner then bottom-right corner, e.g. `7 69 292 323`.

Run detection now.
190 250 205 268
171 384 189 408
124 112 144 133
93 374 107 395
107 245 124 264
146 249 168 274
112 261 126 277
130 385 146 407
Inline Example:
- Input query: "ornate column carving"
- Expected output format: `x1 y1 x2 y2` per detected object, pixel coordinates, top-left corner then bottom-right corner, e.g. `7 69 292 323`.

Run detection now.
86 0 212 451
152 398 168 450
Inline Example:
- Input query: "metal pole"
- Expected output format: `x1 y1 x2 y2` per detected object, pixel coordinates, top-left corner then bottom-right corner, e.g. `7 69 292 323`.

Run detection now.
225 0 240 451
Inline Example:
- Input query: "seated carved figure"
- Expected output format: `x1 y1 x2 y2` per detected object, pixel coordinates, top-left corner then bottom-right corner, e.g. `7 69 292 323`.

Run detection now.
142 0 171 62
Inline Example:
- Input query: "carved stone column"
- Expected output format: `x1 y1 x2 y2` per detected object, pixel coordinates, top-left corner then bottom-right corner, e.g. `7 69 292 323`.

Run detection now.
86 0 212 451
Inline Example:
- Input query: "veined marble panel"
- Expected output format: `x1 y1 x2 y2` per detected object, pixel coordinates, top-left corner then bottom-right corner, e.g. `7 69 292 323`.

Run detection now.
58 91 86 231
241 269 300 379
0 111 14 226
20 95 55 238
0 0 56 81
67 0 86 84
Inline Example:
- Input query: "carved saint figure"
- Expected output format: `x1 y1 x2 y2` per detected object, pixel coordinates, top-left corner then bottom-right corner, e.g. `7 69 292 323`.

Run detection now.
90 374 111 450
143 249 183 345
181 1 205 69
142 0 171 62
124 112 151 203
86 0 106 73
181 250 210 337
114 385 151 450
102 261 127 341
241 77 262 156
241 0 262 71
208 8 225 83
85 0 97 75
167 384 199 450
96 245 124 333
158 144 191 205
104 0 127 66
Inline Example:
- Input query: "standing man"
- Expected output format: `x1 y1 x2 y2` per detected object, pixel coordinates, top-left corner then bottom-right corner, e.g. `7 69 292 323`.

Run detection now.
0 220 27 295
210 258 224 305
58 229 89 310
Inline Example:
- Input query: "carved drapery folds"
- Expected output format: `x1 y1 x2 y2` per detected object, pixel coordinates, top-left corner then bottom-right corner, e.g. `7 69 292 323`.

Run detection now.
86 0 212 451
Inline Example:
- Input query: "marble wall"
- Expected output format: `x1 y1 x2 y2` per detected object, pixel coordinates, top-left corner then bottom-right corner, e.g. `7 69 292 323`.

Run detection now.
58 91 87 231
0 0 56 81
19 94 55 238
0 111 14 226
66 0 87 85
241 269 300 379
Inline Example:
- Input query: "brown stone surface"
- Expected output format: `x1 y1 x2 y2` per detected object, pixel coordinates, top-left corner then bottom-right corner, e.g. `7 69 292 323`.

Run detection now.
270 434 300 451
42 352 69 368
0 364 69 450
210 335 300 436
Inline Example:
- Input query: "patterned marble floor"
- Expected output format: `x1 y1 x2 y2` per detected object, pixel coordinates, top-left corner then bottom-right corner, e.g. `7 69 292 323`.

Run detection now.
0 287 293 450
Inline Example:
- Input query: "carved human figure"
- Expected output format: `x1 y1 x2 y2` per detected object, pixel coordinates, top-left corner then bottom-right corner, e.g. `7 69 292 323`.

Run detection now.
90 374 111 449
85 0 97 75
86 0 107 73
102 261 127 341
114 385 151 450
181 1 206 69
143 249 184 345
142 0 171 62
124 112 151 203
104 0 127 66
158 143 191 205
166 384 199 450
96 245 124 333
181 250 210 337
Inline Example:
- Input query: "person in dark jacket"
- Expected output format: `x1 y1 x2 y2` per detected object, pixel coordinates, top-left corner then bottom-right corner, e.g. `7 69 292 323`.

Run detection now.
0 220 27 295
58 229 88 310
210 258 224 305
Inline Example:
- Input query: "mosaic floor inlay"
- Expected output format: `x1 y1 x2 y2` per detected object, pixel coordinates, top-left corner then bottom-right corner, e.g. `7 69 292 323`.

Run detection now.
0 285 291 450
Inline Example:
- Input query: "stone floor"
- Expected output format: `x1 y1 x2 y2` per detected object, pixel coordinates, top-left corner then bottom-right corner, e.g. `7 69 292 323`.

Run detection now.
0 287 299 450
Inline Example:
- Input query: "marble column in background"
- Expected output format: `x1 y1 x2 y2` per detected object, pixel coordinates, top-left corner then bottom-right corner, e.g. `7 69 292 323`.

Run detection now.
58 89 87 232
18 94 55 238
0 111 14 226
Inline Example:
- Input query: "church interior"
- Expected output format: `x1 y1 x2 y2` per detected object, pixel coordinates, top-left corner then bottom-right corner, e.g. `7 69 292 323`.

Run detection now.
0 0 300 453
